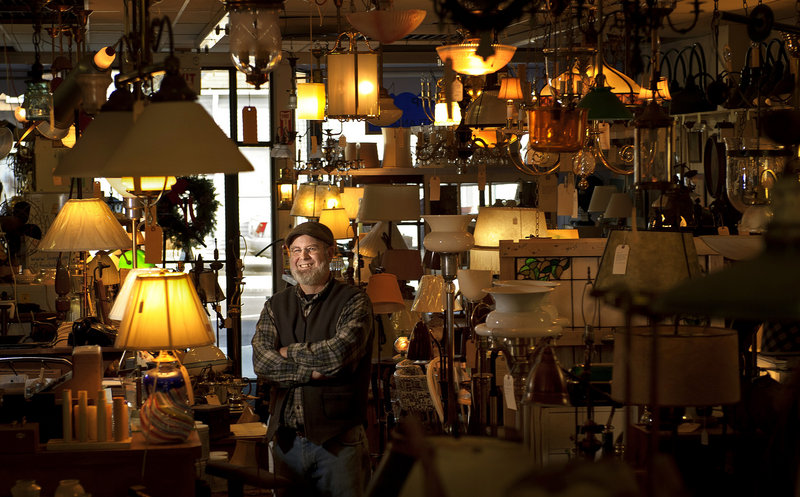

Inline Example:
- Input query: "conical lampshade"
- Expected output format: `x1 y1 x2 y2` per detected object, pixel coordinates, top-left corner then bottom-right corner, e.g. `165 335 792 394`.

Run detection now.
104 101 254 176
114 271 215 350
54 110 134 177
39 198 131 252
366 273 406 314
578 86 633 121
411 274 461 313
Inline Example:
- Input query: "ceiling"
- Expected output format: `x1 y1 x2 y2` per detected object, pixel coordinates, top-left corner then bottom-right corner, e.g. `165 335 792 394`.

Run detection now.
0 0 798 62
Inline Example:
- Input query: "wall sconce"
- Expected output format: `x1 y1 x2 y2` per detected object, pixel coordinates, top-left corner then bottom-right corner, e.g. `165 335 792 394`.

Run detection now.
226 0 284 89
436 38 516 76
326 31 380 120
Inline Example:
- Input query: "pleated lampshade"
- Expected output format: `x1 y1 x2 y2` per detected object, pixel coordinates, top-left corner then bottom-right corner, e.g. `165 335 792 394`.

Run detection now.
411 274 462 313
39 198 131 252
114 271 215 350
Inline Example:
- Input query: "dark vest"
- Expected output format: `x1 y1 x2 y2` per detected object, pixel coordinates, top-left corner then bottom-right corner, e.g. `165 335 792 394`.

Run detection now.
268 279 373 445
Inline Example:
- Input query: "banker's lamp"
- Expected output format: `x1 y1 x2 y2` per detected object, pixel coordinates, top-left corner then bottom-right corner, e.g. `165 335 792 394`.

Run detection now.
114 271 215 443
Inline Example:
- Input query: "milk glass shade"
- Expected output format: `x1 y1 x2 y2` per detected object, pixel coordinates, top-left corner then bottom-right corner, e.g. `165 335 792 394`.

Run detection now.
319 208 354 239
436 39 516 76
422 215 475 253
290 184 341 218
366 273 406 314
358 185 420 222
39 199 131 252
114 272 215 351
456 269 493 302
340 187 364 220
296 83 326 120
326 45 379 119
611 326 740 406
228 7 282 87
345 9 426 44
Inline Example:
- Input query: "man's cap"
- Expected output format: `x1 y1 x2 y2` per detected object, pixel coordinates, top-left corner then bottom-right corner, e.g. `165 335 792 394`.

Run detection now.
285 221 335 248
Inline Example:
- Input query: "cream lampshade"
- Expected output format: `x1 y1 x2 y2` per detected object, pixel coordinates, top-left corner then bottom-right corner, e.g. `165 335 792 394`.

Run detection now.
108 268 164 321
290 184 341 219
587 185 618 215
470 207 548 273
456 269 493 302
498 77 524 101
114 271 215 444
39 198 132 252
611 325 740 406
319 207 354 240
340 187 364 220
411 274 462 313
357 184 420 222
357 221 408 258
366 273 406 314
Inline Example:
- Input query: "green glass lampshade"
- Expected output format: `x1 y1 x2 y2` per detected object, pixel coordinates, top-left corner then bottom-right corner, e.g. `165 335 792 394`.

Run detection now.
578 86 633 121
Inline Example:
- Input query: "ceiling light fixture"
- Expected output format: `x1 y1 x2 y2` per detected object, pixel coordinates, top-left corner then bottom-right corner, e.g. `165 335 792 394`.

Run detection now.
326 31 380 120
436 37 516 76
223 0 285 89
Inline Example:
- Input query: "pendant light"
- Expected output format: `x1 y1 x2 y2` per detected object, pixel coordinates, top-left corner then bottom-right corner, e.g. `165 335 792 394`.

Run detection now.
326 31 380 120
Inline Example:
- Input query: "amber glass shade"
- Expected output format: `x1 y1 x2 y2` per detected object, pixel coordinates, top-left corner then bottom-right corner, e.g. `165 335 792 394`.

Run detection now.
297 83 326 120
527 107 588 153
436 39 516 76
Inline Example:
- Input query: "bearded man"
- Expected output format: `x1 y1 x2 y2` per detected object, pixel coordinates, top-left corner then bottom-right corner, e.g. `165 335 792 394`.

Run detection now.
252 221 374 497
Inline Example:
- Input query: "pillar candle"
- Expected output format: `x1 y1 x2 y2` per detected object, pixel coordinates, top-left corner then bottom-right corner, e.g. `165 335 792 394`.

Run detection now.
87 405 97 441
77 390 88 442
96 390 107 442
62 389 72 442
113 397 129 442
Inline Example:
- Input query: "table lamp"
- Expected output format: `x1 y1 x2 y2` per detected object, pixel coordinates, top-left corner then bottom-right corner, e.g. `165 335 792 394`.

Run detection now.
38 198 132 319
470 207 548 274
114 271 215 443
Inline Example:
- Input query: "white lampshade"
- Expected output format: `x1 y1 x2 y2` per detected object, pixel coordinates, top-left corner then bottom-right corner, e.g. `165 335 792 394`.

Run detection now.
434 101 462 126
114 271 215 350
588 185 618 214
473 206 548 247
457 269 494 302
358 184 420 222
422 215 474 253
39 198 131 252
109 268 163 321
104 101 254 176
357 221 408 258
319 207 354 240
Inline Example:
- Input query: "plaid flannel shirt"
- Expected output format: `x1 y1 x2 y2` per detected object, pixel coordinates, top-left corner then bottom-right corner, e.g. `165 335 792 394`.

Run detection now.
252 279 372 429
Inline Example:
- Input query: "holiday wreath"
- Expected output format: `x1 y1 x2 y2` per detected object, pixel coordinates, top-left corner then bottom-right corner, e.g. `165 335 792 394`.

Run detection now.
157 176 220 251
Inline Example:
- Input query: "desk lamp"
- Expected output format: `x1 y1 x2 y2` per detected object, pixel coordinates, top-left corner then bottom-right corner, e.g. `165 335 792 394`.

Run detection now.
38 198 131 319
114 271 215 443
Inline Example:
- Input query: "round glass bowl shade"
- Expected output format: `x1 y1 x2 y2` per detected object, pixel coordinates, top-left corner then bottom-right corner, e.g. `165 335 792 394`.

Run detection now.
456 269 494 302
229 7 282 86
726 148 790 213
436 39 516 76
422 215 475 253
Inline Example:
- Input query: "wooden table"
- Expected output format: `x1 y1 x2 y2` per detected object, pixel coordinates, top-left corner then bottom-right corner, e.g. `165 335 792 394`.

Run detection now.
0 431 201 497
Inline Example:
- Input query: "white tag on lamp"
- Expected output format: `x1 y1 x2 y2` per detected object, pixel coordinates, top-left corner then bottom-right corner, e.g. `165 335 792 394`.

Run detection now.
612 244 630 275
503 374 517 411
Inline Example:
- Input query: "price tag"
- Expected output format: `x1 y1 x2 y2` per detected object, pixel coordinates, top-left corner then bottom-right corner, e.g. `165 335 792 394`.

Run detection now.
242 106 258 144
503 374 517 411
205 394 222 406
612 244 630 275
598 122 611 149
477 164 487 191
311 135 318 155
717 226 730 235
429 175 441 201
144 225 164 265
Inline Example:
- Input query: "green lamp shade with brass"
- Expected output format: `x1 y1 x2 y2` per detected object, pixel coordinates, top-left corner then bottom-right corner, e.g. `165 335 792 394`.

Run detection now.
579 86 633 121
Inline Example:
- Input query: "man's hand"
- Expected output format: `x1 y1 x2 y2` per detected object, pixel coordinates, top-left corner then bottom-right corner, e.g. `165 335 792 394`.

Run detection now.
279 346 288 358
311 371 325 380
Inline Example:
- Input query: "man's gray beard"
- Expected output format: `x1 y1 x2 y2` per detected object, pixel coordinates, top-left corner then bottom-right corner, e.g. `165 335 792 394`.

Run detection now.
291 263 329 287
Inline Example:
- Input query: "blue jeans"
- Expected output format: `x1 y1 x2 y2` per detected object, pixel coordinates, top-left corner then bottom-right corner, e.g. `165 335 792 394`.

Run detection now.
273 425 371 497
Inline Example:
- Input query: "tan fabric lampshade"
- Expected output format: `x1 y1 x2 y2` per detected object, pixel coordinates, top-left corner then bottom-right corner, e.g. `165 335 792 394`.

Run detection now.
340 187 364 220
114 271 215 350
290 184 341 218
603 193 634 219
611 326 740 406
594 230 702 300
39 198 131 252
319 207 354 240
469 247 500 274
109 268 164 321
358 184 420 222
411 274 462 313
366 273 406 314
380 249 423 281
498 77 524 101
473 207 548 247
